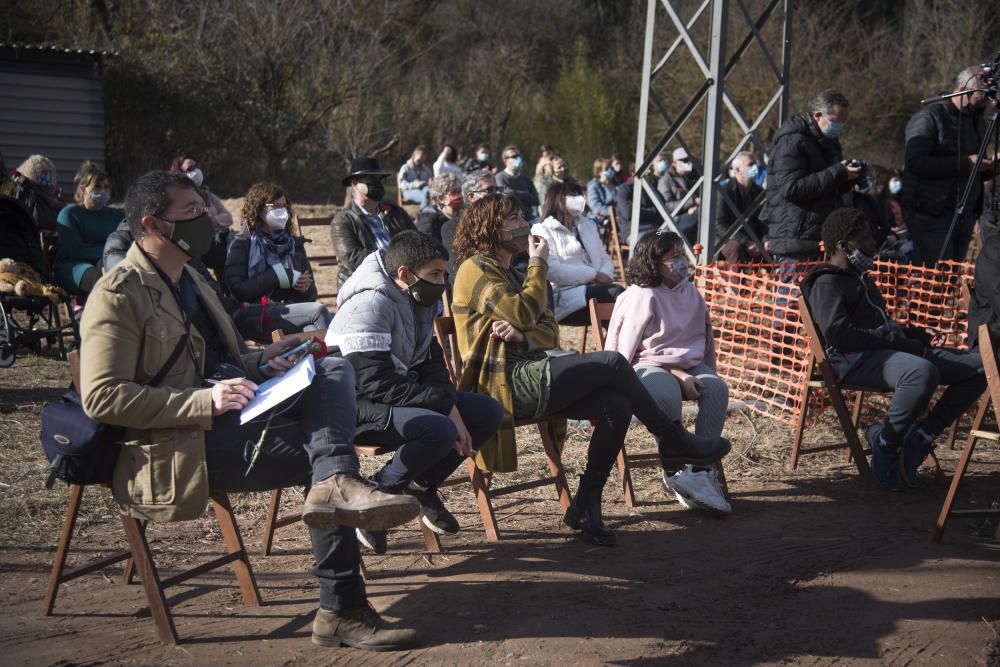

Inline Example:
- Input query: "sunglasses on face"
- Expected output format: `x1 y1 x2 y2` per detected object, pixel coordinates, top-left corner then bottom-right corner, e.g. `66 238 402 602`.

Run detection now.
504 154 521 160
475 186 500 195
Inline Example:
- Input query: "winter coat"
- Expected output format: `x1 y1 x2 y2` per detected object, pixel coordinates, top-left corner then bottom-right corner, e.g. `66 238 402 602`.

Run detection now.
765 113 851 257
800 263 916 377
415 205 455 242
969 231 1000 349
330 201 415 289
224 232 317 304
80 243 266 522
657 169 697 213
901 99 987 221
530 215 614 320
714 178 764 244
327 251 455 433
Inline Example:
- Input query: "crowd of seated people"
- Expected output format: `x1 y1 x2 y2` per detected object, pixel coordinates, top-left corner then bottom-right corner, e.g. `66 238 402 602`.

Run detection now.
16 76 994 652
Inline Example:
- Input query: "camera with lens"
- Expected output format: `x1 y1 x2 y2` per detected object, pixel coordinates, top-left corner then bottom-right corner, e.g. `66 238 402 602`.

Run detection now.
847 159 871 192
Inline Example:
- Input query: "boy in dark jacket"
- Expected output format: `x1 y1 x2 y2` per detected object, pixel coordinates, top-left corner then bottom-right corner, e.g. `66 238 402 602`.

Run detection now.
327 231 503 552
800 208 985 489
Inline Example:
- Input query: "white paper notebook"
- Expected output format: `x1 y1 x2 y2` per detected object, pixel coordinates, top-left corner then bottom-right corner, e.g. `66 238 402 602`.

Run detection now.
240 354 316 424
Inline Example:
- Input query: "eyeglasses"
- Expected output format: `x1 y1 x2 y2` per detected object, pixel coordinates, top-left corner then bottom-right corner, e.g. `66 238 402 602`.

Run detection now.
264 202 285 210
504 154 521 160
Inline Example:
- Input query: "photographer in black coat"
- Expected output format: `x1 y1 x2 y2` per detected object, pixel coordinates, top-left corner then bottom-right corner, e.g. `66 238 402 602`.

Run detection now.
765 89 861 263
901 65 993 263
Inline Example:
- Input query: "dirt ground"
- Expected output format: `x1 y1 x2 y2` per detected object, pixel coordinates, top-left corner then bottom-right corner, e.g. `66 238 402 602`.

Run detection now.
2 205 999 665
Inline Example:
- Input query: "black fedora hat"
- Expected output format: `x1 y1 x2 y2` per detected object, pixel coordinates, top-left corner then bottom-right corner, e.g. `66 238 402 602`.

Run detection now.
341 156 391 187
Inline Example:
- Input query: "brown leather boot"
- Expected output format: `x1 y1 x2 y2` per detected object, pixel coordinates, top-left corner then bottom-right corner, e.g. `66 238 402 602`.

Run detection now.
303 473 418 531
312 604 419 651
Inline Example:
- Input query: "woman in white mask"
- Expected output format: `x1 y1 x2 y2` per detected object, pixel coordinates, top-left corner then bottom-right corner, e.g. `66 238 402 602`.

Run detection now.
530 182 622 324
169 154 234 269
603 231 732 516
225 182 332 343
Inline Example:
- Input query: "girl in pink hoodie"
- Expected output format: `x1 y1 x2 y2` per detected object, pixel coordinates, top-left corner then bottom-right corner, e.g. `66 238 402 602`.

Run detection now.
605 231 731 514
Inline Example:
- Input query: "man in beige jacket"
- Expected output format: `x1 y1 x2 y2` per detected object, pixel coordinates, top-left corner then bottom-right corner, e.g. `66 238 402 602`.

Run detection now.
80 170 420 651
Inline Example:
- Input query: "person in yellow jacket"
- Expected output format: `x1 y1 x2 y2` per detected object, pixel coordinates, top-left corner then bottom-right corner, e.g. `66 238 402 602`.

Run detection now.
79 170 420 651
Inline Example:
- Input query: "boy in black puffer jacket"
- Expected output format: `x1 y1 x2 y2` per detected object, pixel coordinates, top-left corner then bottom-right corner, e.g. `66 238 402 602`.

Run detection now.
800 208 985 490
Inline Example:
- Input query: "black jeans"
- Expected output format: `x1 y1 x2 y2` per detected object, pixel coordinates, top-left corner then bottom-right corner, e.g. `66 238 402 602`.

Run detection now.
560 284 626 325
545 351 672 487
205 355 364 612
841 347 986 445
356 391 504 492
905 207 977 264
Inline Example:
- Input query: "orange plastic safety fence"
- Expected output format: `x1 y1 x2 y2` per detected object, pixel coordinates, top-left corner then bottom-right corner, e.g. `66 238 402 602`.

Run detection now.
695 259 975 425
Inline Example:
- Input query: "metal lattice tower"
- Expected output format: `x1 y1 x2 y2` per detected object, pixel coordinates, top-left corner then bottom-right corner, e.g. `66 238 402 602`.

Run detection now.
630 0 793 264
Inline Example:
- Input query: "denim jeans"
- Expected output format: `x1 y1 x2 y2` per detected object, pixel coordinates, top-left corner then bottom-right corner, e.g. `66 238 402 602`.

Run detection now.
356 391 504 492
402 187 430 208
204 355 365 611
232 301 333 342
841 347 986 445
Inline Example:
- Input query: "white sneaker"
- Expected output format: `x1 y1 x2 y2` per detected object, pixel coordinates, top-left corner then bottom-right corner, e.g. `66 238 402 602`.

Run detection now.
663 467 732 515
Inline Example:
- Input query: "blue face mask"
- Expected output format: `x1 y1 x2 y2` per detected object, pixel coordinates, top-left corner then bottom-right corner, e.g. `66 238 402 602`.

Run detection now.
510 156 523 171
745 164 760 181
889 178 902 195
602 167 615 180
655 159 668 174
822 119 844 139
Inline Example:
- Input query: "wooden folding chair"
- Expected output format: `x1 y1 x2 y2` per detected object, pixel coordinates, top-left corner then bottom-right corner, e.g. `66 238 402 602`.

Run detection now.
587 298 729 508
607 208 629 283
790 295 874 478
260 330 445 555
434 315 572 540
933 323 1000 543
43 352 262 645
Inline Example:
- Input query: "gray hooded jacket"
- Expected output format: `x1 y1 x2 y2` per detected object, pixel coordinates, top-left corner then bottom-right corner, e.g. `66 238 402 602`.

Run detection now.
326 251 455 433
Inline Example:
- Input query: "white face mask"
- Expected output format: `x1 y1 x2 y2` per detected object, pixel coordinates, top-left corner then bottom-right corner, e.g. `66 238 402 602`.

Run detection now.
565 194 587 217
477 152 489 161
264 207 289 229
676 161 693 175
186 167 204 188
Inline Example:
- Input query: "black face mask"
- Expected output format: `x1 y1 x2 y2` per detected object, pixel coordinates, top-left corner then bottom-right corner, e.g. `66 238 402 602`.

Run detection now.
163 211 214 258
365 182 385 202
407 277 447 306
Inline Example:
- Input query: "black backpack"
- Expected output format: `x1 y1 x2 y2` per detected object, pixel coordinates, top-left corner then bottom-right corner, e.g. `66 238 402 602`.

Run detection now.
40 322 191 488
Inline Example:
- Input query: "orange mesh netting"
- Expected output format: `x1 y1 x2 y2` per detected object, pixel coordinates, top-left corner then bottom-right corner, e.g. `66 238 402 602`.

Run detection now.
694 260 975 425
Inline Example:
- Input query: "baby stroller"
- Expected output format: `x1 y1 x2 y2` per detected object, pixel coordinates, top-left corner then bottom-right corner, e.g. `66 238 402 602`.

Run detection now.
0 196 78 367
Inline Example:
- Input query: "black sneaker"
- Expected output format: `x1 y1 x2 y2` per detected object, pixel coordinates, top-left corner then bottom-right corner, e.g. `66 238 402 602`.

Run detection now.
405 487 459 535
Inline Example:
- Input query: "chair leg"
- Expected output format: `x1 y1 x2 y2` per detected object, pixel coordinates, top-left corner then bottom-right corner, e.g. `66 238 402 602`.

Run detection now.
210 494 263 607
789 379 812 471
579 325 589 354
945 415 961 451
468 458 499 541
418 518 443 553
42 483 85 616
933 431 980 543
262 488 283 556
846 391 865 463
538 424 572 511
825 379 872 479
714 460 730 500
617 447 637 509
120 515 179 645
122 520 145 585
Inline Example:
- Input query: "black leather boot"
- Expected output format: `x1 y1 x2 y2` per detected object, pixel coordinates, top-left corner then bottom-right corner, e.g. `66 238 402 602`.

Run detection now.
657 420 732 467
563 478 616 546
